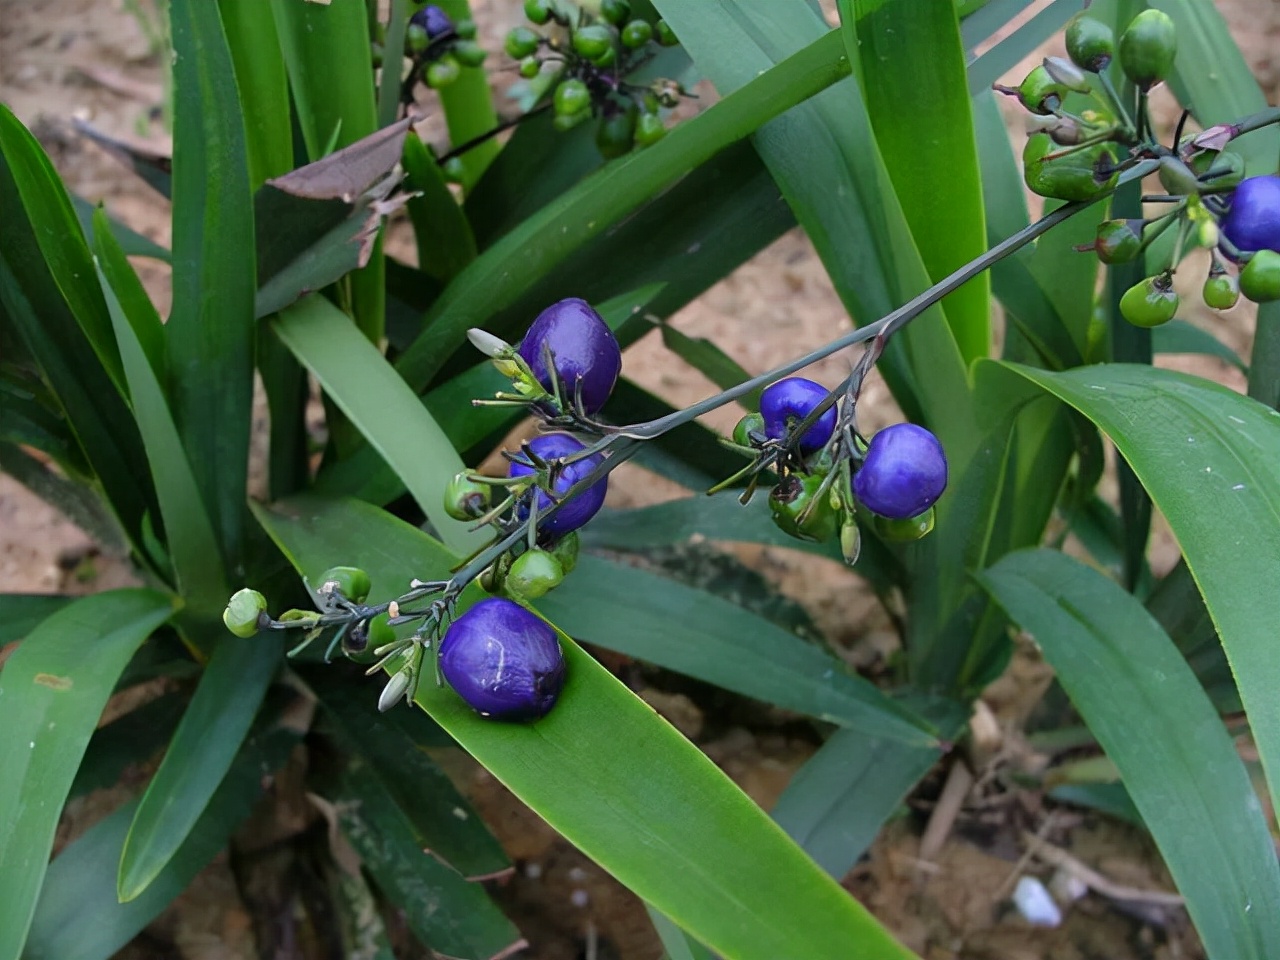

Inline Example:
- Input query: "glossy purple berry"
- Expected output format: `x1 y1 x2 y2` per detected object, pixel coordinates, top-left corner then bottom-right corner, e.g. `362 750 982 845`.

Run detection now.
508 433 608 538
1222 175 1280 257
410 4 454 39
439 598 566 721
853 423 948 521
517 298 622 414
759 377 838 454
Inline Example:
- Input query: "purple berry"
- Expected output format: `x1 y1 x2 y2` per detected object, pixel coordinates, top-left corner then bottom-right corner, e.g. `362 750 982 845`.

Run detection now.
439 598 566 721
508 433 608 538
759 377 838 453
517 298 622 414
1222 175 1280 256
853 423 948 521
410 4 454 39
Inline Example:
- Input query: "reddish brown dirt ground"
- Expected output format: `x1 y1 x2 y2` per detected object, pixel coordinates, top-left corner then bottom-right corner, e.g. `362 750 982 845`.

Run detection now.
2 0 1278 958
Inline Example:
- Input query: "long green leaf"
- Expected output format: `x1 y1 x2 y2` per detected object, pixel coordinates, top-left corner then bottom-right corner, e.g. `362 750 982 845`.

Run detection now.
846 0 989 364
1002 362 1280 824
272 295 484 555
95 231 228 620
1248 303 1280 411
69 194 171 263
978 548 1280 958
24 698 302 960
167 0 256 575
117 633 282 901
254 494 921 960
270 0 384 343
394 29 852 391
316 753 524 959
402 131 476 283
542 556 935 743
0 589 175 960
304 667 509 879
0 107 125 393
0 133 154 549
68 693 186 800
218 0 293 188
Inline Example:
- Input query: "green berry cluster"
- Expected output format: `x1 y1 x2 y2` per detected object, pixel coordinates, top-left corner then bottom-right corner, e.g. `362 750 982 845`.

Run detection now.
507 0 685 158
375 3 487 97
1000 9 1280 328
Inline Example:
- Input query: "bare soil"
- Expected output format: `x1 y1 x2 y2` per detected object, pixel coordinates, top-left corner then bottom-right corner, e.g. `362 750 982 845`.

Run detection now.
2 0 1278 957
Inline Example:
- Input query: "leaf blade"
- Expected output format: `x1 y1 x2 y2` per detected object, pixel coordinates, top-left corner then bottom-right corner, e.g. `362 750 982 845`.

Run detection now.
0 589 175 960
978 548 1280 958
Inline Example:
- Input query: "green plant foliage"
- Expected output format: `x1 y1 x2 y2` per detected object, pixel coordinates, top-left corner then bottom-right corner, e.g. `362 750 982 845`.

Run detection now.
0 590 175 960
254 494 922 960
980 548 1280 957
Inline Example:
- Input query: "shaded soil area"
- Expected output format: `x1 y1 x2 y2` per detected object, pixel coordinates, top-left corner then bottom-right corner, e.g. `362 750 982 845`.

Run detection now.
2 0 1278 957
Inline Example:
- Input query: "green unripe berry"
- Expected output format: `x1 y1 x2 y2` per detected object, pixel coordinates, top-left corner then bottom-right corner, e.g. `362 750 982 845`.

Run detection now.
1118 9 1176 90
621 19 653 49
454 18 477 40
1064 14 1114 72
1094 219 1144 265
506 26 541 59
769 474 839 543
596 104 638 159
506 548 565 600
1022 134 1120 202
839 520 862 566
223 588 268 638
1018 65 1070 115
445 473 493 521
519 55 541 79
1119 274 1179 328
634 111 666 147
1240 250 1280 303
318 566 372 604
600 0 631 26
573 24 614 61
425 56 461 88
554 110 590 132
654 19 678 46
593 44 617 68
406 22 430 55
872 506 936 543
441 156 467 182
524 0 552 25
549 531 580 576
452 39 487 68
554 78 591 117
1202 269 1240 311
732 412 766 448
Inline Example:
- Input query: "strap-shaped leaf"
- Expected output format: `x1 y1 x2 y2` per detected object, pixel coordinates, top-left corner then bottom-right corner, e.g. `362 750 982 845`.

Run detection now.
0 588 175 960
24 698 302 960
1001 361 1280 826
978 548 1280 959
272 295 485 556
541 556 936 744
117 634 283 901
167 0 257 575
253 494 922 960
846 0 989 365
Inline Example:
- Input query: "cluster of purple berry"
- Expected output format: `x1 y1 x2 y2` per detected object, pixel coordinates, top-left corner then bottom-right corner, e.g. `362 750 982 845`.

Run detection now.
999 9 1280 326
731 379 948 554
507 0 684 158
